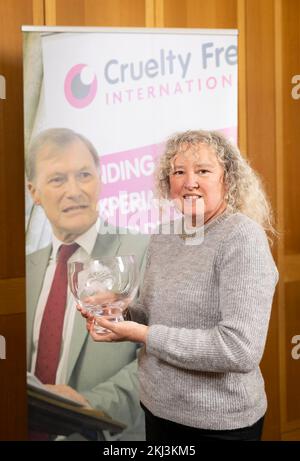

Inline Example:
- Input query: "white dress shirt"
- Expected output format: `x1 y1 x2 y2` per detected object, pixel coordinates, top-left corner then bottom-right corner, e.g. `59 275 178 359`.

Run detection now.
30 223 99 383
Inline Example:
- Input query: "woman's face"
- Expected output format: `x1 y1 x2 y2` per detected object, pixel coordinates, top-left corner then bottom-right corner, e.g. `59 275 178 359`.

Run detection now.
169 142 227 224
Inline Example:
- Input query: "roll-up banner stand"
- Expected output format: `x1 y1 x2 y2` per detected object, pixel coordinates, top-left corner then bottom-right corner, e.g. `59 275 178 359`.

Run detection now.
23 27 238 440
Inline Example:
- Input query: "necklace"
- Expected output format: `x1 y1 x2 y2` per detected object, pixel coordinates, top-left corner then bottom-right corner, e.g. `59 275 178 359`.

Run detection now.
178 210 230 241
179 228 198 240
179 223 204 241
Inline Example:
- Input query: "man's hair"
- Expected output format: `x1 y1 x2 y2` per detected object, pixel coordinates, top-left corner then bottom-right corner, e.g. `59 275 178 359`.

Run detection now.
26 127 100 181
155 129 276 240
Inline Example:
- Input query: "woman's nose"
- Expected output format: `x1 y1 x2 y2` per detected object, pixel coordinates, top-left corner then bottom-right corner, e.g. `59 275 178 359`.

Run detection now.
184 173 199 189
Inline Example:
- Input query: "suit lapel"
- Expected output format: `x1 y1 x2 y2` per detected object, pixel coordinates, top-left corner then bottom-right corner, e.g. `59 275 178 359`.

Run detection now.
66 232 121 383
26 245 52 367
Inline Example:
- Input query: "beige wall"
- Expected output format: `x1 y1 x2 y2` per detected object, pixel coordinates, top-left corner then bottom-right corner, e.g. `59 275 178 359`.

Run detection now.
0 0 299 440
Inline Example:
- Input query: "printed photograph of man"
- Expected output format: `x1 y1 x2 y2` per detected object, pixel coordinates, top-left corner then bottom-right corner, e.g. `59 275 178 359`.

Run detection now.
26 127 148 440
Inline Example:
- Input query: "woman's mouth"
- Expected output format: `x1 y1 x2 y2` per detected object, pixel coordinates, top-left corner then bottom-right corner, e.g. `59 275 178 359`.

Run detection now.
182 195 203 200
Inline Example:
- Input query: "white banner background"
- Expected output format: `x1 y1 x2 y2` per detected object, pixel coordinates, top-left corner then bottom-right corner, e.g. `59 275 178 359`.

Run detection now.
26 28 238 252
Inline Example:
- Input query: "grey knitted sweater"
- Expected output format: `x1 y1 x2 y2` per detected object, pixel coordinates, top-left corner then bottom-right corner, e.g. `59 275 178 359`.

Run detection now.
130 212 278 430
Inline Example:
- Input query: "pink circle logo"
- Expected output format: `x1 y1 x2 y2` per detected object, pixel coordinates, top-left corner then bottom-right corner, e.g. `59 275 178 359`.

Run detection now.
64 64 97 108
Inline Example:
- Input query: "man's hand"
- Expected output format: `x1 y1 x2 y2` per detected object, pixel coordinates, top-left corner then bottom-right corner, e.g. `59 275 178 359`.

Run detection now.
45 384 92 409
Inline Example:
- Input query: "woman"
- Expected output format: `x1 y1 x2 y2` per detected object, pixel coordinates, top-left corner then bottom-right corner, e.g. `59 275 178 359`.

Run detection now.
83 130 278 441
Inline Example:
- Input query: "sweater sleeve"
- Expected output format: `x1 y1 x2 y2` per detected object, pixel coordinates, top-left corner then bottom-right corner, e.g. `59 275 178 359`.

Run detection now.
146 222 279 373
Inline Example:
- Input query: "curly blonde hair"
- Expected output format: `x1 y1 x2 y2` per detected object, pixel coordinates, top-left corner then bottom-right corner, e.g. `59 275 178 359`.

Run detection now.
155 130 276 240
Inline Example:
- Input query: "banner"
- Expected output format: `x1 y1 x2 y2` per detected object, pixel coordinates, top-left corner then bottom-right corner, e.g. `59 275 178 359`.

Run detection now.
24 27 238 251
23 27 238 441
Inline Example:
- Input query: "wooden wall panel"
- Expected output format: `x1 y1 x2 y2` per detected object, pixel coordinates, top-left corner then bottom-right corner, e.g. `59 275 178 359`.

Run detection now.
53 0 146 26
0 0 30 279
84 0 146 26
237 0 247 155
260 295 281 440
0 0 42 441
245 0 277 209
282 428 300 441
244 0 280 440
277 0 300 438
55 0 85 25
0 314 27 440
282 0 300 255
285 282 300 426
274 0 286 440
162 0 237 28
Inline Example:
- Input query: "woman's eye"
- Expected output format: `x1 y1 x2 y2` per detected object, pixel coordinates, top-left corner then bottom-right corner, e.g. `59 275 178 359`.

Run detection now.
173 170 184 175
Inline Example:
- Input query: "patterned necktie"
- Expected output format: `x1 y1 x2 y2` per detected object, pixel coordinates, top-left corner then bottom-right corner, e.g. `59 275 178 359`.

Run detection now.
35 243 79 384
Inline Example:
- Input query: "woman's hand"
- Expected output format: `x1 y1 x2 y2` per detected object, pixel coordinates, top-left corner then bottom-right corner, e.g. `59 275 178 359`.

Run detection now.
76 303 94 326
88 318 149 344
76 298 147 343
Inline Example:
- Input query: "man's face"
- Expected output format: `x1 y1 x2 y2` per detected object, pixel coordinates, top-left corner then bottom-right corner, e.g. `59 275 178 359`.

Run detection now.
28 139 101 243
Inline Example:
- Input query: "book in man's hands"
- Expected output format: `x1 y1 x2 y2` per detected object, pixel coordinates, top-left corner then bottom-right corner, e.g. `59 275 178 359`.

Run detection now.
27 372 126 438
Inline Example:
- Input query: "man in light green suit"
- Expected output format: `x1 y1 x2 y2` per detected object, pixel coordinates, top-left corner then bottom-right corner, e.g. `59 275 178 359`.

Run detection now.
26 128 148 440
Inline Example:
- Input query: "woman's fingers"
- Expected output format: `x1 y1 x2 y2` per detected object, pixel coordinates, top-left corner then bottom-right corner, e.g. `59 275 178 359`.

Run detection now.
76 304 90 318
89 320 116 341
86 317 148 344
88 318 126 342
86 318 93 331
